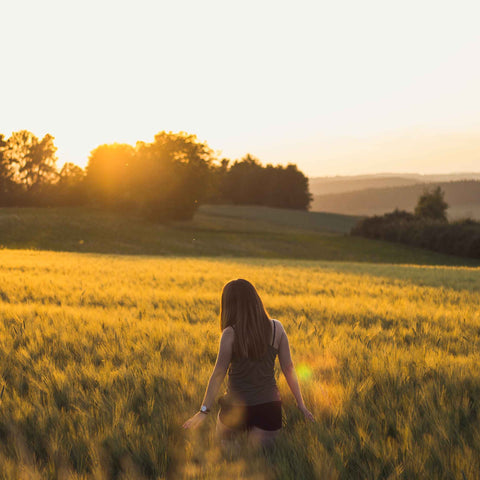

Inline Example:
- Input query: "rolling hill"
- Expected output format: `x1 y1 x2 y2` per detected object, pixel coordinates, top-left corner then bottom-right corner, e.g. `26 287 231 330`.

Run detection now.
0 205 477 266
309 173 480 196
311 180 480 220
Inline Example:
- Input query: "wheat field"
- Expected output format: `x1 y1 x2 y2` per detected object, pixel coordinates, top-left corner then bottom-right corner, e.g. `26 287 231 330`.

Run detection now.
0 249 479 479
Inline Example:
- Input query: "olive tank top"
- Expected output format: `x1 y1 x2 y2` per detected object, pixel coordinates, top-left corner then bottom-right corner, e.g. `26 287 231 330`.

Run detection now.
223 319 282 405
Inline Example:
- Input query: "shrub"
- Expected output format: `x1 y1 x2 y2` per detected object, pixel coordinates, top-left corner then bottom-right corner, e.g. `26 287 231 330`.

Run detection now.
351 211 480 259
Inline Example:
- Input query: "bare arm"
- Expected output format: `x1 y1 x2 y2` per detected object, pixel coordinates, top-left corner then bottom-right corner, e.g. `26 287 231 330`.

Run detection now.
277 323 315 422
183 327 234 429
278 325 306 408
199 326 233 410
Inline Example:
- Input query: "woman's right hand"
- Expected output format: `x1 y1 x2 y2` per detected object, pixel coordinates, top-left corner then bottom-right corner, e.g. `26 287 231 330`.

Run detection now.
298 404 315 422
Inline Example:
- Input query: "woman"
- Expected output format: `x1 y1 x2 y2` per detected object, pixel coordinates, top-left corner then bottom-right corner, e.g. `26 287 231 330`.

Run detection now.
182 279 315 449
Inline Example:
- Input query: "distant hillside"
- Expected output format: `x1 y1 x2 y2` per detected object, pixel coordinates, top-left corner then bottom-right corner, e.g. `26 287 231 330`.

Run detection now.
0 205 475 265
311 180 480 220
309 173 480 196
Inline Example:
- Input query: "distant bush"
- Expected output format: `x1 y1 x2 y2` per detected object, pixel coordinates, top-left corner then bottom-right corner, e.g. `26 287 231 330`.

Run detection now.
352 211 480 259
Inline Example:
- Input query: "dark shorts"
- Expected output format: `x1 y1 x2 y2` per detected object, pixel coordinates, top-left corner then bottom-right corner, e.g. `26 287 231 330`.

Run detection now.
218 398 282 431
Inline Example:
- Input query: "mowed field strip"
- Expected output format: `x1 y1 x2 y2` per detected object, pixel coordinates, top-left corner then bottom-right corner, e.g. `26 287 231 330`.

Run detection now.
0 250 479 479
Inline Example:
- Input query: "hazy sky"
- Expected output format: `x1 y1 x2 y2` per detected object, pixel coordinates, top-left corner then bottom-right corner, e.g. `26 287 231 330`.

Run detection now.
2 0 480 176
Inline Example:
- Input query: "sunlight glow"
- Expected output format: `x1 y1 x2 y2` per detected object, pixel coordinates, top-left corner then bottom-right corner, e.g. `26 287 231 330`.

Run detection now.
297 363 313 382
1 0 480 175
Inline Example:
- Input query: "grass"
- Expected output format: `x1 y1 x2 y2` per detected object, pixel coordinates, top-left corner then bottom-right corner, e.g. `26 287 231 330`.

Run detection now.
197 204 361 233
0 205 478 266
0 250 479 478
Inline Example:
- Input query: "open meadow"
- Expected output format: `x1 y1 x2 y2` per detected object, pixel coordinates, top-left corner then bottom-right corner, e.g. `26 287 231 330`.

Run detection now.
5 1 480 478
1 248 479 479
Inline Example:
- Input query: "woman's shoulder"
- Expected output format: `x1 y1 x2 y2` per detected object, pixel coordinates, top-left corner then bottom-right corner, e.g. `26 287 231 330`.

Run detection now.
271 318 284 330
270 319 286 342
220 326 235 349
222 325 235 336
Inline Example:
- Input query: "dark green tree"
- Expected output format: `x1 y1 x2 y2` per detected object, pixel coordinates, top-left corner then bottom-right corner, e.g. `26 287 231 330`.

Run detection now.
264 163 312 209
223 154 266 205
414 186 448 222
221 156 312 210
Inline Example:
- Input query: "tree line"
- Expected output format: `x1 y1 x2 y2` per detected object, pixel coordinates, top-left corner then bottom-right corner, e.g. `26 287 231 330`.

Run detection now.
0 130 312 220
351 186 480 259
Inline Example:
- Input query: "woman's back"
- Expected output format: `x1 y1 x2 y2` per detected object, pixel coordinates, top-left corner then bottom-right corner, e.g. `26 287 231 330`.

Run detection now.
183 279 315 447
225 319 282 405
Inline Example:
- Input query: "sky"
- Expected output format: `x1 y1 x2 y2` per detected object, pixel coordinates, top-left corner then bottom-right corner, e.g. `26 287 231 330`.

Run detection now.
1 0 480 176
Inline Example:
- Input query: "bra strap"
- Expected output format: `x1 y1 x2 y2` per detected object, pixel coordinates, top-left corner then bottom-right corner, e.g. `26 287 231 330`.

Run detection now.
271 320 276 346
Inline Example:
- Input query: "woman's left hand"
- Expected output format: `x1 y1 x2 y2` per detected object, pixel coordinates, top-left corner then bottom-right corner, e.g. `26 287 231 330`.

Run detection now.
182 412 208 430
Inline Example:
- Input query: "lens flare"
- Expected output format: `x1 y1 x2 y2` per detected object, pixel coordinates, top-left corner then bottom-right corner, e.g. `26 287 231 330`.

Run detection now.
220 404 247 431
297 363 313 382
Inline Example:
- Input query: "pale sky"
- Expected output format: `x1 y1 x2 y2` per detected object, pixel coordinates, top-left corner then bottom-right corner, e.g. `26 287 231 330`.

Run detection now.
2 0 480 176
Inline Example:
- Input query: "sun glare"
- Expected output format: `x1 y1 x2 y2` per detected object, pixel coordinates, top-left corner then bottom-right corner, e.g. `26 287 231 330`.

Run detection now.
1 0 479 176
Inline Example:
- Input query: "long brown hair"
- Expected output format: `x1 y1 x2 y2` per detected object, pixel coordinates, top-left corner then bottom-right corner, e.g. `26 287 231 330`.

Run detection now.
220 279 271 360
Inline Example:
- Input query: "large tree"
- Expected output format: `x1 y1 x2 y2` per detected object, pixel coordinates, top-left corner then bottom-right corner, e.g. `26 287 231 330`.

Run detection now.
4 130 58 190
223 154 266 205
85 132 215 220
133 131 215 220
85 143 135 207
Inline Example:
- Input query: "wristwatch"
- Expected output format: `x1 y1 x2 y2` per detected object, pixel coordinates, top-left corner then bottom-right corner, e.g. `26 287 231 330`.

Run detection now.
199 405 210 414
